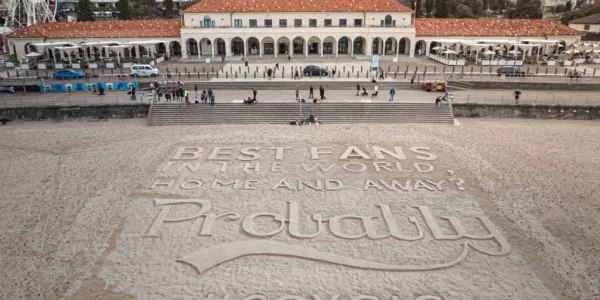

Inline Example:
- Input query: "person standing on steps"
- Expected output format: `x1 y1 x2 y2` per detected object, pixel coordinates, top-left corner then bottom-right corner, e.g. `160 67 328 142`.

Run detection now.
296 86 300 101
389 87 395 102
319 85 325 100
513 89 522 104
194 84 198 100
356 84 361 96
253 88 257 102
309 85 314 99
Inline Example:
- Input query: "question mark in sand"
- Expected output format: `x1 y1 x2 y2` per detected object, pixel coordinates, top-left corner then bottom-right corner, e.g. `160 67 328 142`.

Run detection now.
449 178 465 191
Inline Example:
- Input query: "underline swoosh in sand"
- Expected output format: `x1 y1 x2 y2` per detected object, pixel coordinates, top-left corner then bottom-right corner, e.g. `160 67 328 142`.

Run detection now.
176 240 469 274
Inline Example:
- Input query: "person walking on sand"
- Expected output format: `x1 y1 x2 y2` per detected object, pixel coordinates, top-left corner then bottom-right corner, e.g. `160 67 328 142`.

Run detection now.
309 85 314 99
356 84 361 96
513 89 522 104
295 86 300 101
389 87 395 102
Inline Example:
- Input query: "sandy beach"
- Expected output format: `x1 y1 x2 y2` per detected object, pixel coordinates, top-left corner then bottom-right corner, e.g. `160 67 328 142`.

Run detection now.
0 119 598 300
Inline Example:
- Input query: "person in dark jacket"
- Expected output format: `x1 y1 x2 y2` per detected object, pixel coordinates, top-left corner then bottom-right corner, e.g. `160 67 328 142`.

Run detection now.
309 86 314 99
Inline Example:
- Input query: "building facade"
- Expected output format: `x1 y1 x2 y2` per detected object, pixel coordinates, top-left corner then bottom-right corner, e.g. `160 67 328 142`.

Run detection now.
5 0 582 61
180 0 415 59
569 13 600 33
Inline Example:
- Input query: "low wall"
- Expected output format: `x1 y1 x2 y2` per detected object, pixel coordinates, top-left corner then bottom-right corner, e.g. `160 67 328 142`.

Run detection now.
456 81 600 91
452 104 600 120
0 104 150 121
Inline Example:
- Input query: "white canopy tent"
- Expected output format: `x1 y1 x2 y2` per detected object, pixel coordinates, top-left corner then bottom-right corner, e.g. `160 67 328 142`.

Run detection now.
55 46 81 64
103 44 131 64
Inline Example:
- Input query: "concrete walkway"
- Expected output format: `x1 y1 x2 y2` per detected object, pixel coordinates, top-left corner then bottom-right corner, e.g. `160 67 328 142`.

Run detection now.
1 88 598 107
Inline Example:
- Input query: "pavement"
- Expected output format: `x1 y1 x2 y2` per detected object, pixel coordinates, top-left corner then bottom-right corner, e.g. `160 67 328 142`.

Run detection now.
1 88 598 107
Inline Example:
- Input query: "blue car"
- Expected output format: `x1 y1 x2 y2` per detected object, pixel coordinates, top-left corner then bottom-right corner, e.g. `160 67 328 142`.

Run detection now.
53 69 85 80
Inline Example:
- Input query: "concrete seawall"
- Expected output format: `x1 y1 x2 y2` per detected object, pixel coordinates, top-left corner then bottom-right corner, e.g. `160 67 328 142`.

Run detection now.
1 103 599 121
0 104 150 121
453 81 600 91
452 104 600 120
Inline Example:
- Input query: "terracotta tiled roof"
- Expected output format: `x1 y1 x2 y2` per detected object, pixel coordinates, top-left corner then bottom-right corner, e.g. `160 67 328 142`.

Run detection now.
184 0 412 13
415 18 582 37
6 20 182 39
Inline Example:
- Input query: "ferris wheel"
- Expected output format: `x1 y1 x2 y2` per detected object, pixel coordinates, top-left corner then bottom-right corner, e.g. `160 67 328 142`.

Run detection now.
1 0 57 30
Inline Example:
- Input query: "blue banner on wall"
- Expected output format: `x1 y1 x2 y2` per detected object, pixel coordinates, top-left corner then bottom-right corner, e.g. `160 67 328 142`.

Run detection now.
40 82 139 93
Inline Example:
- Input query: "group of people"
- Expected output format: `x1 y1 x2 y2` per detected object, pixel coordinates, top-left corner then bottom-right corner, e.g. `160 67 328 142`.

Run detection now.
139 82 216 105
296 85 326 103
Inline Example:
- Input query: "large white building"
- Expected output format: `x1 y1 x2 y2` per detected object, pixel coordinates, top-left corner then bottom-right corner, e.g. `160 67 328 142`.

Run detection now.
5 0 582 63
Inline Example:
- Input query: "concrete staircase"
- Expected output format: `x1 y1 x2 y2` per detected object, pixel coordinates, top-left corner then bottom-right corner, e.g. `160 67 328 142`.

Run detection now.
147 103 454 126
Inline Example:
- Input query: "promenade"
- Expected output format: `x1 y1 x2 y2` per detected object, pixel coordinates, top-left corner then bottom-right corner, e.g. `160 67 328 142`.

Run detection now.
1 88 598 107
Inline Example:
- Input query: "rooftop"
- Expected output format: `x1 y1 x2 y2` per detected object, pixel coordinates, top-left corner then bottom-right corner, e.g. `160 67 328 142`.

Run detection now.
183 0 412 13
415 18 581 37
6 20 182 39
569 13 600 25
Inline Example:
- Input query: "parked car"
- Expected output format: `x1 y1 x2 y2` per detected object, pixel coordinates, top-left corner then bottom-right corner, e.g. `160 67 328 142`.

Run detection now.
130 64 159 77
53 69 85 79
496 67 525 77
303 65 329 76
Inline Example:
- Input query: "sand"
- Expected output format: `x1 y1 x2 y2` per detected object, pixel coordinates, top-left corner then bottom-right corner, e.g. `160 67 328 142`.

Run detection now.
0 119 598 300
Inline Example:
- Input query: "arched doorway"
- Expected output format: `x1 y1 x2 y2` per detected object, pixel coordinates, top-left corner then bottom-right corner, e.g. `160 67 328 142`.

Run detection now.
199 38 212 56
292 37 305 55
214 38 225 56
24 43 37 54
231 37 244 55
186 39 198 55
247 37 260 55
385 38 397 55
353 37 365 55
415 40 427 56
124 48 131 58
276 37 290 55
157 43 166 55
261 37 275 55
169 41 182 57
398 37 410 55
338 36 350 54
372 38 384 55
323 36 336 55
308 36 320 55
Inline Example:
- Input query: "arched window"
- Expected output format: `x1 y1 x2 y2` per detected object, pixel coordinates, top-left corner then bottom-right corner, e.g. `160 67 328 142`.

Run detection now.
384 15 392 27
203 16 212 27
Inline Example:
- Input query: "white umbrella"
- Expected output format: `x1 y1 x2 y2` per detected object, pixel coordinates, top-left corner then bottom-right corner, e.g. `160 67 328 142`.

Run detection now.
564 49 580 54
482 50 496 56
24 51 42 58
442 49 457 54
508 50 521 55
432 46 442 51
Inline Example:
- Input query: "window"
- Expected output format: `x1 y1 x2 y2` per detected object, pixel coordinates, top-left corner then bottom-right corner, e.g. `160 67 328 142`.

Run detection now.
203 16 212 27
384 15 392 26
309 19 317 27
339 19 347 27
234 19 242 27
279 19 287 27
584 24 591 30
249 19 257 27
324 19 332 27
265 19 272 27
294 19 302 27
354 19 362 27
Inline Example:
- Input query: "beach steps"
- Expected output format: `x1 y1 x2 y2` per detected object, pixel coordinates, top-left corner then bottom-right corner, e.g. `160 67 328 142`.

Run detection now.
147 103 454 126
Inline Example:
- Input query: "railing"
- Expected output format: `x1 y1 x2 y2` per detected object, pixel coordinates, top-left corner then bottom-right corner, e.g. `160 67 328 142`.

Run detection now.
183 24 414 29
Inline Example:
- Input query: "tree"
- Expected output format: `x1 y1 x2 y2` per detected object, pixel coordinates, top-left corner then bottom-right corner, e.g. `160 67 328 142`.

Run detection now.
424 0 435 17
455 4 475 17
116 0 132 20
506 0 542 19
132 0 161 19
565 0 572 11
163 0 174 18
434 0 449 17
469 0 484 16
75 0 95 21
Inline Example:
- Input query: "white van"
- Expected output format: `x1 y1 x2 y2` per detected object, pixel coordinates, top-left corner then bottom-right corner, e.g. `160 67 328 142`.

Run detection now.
130 64 159 77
